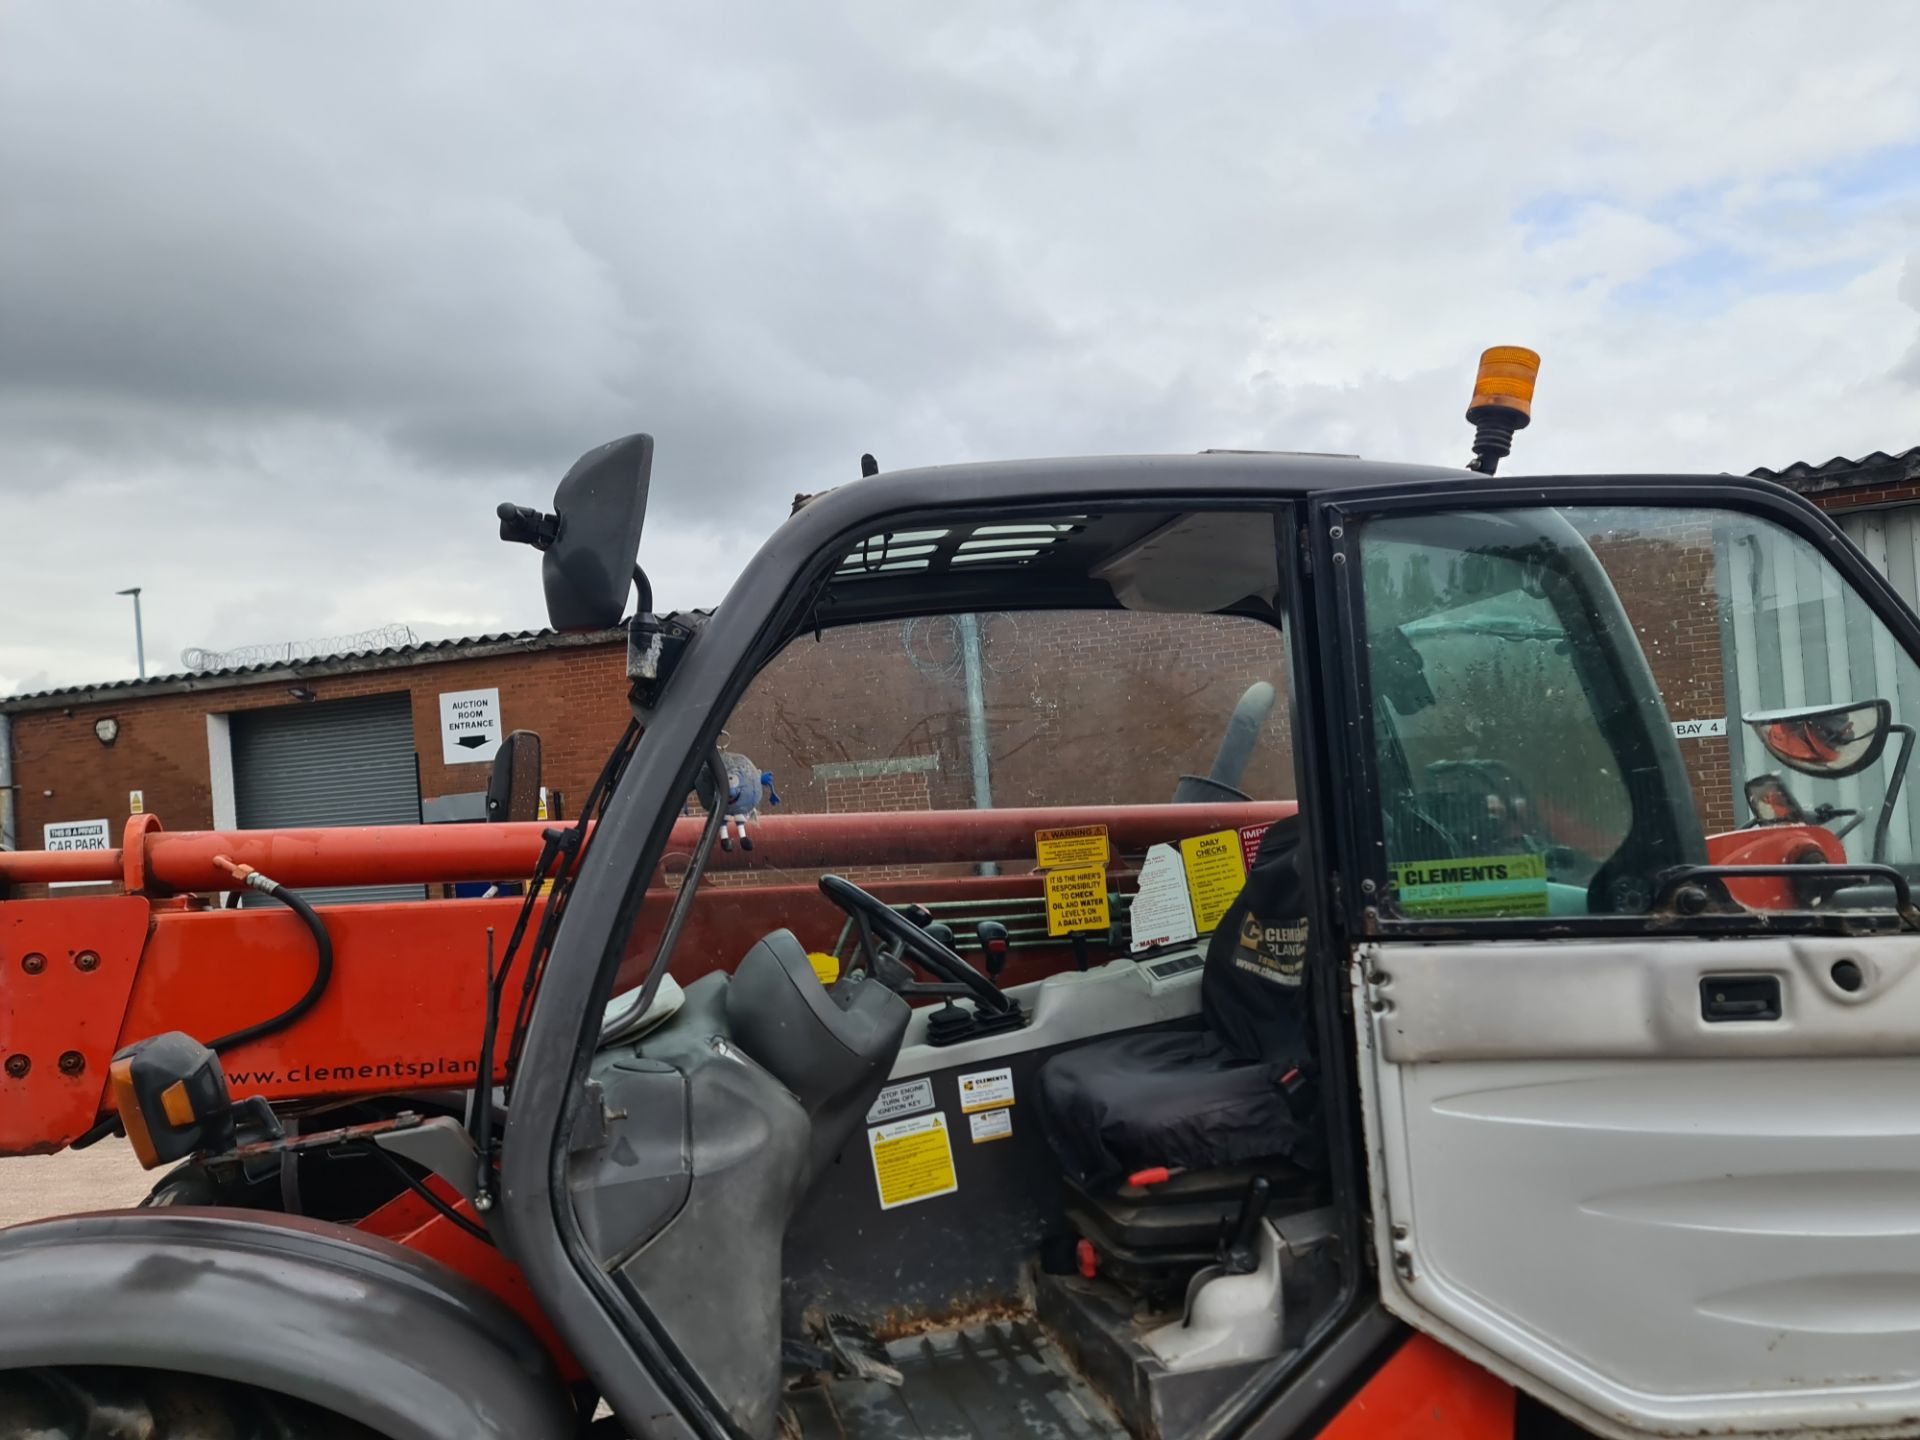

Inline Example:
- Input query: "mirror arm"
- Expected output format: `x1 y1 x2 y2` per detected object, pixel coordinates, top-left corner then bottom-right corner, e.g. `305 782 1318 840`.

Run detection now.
1872 725 1916 865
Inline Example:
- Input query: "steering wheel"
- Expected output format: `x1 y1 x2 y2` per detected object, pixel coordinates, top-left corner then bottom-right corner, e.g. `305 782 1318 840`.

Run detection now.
818 874 1015 1017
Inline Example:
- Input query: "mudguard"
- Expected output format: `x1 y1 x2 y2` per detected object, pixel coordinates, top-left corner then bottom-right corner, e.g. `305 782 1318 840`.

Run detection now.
0 1208 575 1440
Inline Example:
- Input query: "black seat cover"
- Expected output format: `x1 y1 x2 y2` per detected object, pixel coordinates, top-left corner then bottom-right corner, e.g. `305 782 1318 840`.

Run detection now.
1036 816 1316 1191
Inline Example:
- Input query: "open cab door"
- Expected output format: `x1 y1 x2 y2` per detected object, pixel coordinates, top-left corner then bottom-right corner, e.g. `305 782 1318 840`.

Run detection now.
1317 475 1920 1437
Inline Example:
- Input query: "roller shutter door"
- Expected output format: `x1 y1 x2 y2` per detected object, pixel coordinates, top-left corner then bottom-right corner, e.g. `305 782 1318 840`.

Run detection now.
232 693 424 904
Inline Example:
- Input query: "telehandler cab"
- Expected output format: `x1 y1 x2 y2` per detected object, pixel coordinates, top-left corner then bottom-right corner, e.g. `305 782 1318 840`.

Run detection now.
8 349 1920 1439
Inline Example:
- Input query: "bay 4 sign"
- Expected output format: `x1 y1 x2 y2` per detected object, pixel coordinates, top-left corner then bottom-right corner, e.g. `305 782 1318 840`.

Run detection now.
439 688 504 764
1671 717 1727 738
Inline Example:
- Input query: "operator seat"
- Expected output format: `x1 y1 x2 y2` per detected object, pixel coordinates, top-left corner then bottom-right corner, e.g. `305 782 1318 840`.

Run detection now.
1035 817 1320 1203
728 929 911 1184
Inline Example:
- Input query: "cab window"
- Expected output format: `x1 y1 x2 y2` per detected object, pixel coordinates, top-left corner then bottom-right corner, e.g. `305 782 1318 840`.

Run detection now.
644 606 1296 984
1359 504 1920 922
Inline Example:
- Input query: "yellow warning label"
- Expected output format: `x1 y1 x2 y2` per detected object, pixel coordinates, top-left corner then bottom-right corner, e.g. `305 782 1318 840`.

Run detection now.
868 1112 958 1211
1046 864 1112 937
1036 824 1111 869
1180 830 1247 934
808 951 842 985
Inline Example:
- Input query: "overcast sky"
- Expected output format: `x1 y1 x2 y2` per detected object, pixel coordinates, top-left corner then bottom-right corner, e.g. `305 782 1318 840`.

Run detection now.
3 2 1917 693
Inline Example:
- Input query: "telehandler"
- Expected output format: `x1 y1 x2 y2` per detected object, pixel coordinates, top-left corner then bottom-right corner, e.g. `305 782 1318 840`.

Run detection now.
7 348 1920 1440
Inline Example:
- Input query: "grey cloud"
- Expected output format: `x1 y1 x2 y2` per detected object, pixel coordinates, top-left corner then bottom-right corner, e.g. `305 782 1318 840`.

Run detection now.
4 0 1919 692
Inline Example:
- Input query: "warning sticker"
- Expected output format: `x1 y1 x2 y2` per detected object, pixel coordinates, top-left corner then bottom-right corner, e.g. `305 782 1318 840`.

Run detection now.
1393 854 1549 918
869 1112 958 1210
969 1108 1014 1144
1180 830 1248 933
866 1077 935 1124
1036 824 1111 869
1046 864 1111 937
808 951 842 986
957 1066 1015 1113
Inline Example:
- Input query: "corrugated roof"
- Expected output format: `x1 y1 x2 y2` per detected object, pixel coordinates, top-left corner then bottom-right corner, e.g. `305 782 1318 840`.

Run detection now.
1750 446 1920 494
1 627 626 713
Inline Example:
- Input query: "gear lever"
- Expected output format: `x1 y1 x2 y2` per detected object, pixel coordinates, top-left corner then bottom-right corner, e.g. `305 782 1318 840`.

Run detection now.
975 921 1010 980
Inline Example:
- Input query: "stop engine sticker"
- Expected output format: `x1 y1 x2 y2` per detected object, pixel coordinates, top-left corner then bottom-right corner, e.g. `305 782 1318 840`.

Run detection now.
866 1077 935 1124
868 1112 959 1210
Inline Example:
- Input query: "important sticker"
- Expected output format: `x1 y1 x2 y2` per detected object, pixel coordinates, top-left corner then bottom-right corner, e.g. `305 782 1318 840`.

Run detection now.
1393 854 1550 917
969 1108 1014 1144
1238 821 1272 870
868 1112 958 1210
1035 824 1111 869
957 1065 1015 1113
1046 864 1111 937
1180 830 1248 933
866 1077 935 1124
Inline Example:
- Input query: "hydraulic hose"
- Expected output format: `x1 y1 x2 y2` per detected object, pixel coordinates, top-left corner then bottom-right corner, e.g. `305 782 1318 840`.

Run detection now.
207 856 335 1053
72 858 334 1151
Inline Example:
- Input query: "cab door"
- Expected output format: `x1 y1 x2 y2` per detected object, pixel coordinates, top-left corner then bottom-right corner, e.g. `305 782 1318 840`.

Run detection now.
1313 477 1920 1438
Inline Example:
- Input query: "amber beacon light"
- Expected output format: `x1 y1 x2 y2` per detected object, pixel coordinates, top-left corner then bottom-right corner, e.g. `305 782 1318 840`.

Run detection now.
1464 345 1540 475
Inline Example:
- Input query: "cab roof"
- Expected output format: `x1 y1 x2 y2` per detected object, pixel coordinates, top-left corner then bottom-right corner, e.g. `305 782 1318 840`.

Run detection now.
777 451 1475 631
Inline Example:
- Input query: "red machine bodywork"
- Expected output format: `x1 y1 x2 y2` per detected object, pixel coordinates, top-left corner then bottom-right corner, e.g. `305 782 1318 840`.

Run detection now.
1320 1332 1516 1438
1705 822 1848 909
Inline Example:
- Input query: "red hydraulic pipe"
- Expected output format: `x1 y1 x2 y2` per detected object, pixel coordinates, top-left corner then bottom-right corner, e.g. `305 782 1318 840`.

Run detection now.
0 802 1295 894
684 803 1294 871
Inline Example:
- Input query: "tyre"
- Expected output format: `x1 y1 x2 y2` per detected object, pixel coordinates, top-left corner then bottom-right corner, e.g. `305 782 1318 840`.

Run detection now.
0 1365 383 1439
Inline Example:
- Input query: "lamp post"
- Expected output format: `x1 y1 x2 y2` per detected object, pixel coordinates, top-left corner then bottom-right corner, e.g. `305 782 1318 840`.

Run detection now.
115 587 146 680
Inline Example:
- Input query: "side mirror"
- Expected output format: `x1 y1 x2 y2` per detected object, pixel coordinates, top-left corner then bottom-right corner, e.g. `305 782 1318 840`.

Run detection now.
499 433 653 631
486 730 544 822
1747 699 1891 779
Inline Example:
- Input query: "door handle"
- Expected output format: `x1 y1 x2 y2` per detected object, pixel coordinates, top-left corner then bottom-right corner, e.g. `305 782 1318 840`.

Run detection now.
1700 975 1781 1023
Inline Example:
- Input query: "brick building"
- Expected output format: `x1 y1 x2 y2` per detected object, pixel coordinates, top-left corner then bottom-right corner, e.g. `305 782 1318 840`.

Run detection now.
0 610 1293 894
0 631 635 891
1605 446 1920 849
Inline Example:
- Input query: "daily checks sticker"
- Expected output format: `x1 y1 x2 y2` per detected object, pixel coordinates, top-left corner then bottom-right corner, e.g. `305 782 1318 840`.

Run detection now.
868 1112 958 1210
1035 824 1110 870
1180 830 1248 933
1393 854 1549 918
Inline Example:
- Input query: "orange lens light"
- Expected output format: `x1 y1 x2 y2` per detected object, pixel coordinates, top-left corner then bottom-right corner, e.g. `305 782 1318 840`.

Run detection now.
109 1055 162 1169
1467 346 1541 422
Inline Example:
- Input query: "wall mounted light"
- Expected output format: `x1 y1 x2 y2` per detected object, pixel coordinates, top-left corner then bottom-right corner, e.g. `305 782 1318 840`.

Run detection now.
287 686 318 703
94 717 119 746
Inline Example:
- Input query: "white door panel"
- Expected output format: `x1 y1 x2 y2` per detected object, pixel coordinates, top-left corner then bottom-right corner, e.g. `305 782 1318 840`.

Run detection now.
1358 937 1920 1438
1377 935 1920 1062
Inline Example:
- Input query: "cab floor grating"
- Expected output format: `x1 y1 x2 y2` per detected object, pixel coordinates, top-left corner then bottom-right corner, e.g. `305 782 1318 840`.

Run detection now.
786 1319 1131 1439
